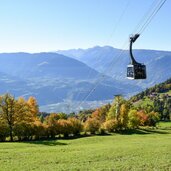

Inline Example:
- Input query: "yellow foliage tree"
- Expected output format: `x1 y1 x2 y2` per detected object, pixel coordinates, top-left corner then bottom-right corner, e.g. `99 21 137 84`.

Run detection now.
27 96 39 119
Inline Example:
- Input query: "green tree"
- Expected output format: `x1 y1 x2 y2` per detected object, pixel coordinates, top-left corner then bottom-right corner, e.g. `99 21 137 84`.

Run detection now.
128 109 140 129
107 96 125 120
147 111 160 126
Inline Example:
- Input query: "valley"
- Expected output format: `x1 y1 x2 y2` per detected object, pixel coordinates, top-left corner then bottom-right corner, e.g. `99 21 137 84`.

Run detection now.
0 47 171 112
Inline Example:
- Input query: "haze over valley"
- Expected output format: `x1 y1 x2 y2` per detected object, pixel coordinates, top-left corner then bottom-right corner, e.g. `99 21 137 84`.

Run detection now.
0 46 171 112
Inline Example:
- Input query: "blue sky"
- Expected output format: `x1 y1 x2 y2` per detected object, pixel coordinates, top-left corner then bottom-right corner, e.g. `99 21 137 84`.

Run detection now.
0 0 170 52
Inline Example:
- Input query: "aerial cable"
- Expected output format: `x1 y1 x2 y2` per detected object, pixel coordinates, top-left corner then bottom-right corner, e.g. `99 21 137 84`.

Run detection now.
106 0 131 43
77 41 129 109
138 0 167 34
73 0 131 106
76 0 167 110
132 0 159 34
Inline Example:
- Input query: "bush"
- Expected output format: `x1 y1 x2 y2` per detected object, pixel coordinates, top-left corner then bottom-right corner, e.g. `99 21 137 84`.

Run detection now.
147 111 160 126
68 118 83 136
128 110 140 129
103 119 119 133
57 119 72 137
84 118 100 134
45 114 59 138
136 110 148 126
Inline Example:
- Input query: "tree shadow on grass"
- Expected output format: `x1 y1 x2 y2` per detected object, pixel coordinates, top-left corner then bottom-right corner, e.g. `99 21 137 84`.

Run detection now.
24 140 67 146
140 128 170 134
120 128 170 135
58 134 92 140
18 129 170 145
118 129 149 135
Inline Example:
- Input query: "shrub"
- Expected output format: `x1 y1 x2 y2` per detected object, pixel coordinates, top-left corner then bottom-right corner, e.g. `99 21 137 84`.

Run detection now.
68 118 83 135
57 119 72 137
103 119 119 133
136 110 148 126
128 109 140 129
45 114 59 138
147 111 160 126
84 118 100 134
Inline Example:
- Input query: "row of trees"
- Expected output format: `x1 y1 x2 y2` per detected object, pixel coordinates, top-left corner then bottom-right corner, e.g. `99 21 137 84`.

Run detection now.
0 94 160 142
87 96 159 133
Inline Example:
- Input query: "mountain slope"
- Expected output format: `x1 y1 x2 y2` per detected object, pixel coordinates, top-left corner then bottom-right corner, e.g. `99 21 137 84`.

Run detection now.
0 52 140 112
57 46 171 88
0 53 99 79
130 77 171 102
1 48 170 113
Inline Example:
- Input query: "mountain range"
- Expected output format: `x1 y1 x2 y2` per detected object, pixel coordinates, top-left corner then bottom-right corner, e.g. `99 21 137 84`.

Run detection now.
0 46 171 113
58 46 171 88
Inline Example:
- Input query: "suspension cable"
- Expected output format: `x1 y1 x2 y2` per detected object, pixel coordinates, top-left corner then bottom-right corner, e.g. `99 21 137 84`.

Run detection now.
76 0 167 111
73 0 131 105
77 41 129 109
138 0 167 34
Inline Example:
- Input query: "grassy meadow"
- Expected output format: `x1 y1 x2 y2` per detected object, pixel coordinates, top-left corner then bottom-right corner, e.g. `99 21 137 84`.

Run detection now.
0 122 171 171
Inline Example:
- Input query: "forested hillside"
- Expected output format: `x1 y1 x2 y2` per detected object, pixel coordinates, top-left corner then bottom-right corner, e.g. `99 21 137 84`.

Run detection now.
130 78 171 120
131 77 171 101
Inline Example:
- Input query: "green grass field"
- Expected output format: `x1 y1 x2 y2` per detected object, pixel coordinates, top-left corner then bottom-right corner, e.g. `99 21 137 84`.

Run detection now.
0 123 171 171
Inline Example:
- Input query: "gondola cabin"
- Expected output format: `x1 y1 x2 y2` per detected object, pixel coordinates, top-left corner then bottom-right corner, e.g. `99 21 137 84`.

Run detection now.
127 33 147 80
127 63 146 79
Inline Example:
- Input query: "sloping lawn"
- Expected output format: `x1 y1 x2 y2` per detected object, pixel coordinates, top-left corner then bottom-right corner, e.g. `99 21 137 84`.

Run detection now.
0 126 171 171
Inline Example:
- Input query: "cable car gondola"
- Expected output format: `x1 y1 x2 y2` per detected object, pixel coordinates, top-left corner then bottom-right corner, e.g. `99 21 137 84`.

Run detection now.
127 34 146 79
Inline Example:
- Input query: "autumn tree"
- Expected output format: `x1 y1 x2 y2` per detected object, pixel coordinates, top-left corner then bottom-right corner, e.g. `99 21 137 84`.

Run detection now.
128 109 140 129
0 94 40 141
107 96 131 130
119 102 131 129
45 114 59 138
0 94 16 141
57 119 72 137
68 117 83 135
27 96 39 119
84 118 100 134
147 111 160 126
14 97 39 140
92 104 111 123
107 96 125 120
103 119 119 133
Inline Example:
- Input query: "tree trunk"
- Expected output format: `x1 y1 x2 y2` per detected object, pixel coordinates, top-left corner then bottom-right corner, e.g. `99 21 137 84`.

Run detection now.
9 125 13 142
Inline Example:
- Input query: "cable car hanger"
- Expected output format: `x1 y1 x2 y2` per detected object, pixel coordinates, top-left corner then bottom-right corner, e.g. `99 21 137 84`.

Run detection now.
127 34 146 80
76 0 167 109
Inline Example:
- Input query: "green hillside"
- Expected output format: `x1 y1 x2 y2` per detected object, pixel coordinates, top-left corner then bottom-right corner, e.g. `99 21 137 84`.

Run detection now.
131 78 171 101
130 78 171 121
